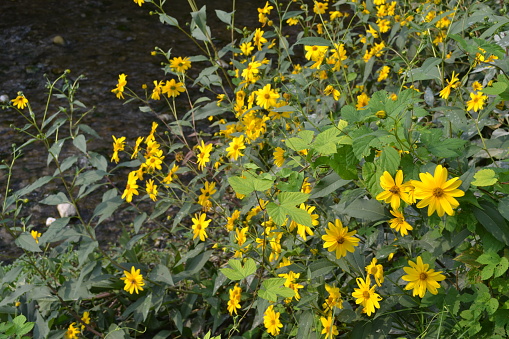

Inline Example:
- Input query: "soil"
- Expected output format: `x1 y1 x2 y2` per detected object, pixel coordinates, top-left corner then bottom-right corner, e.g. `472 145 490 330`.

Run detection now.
0 0 260 262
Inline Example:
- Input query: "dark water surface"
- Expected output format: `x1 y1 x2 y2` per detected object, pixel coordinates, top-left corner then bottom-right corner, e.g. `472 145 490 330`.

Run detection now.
0 0 261 261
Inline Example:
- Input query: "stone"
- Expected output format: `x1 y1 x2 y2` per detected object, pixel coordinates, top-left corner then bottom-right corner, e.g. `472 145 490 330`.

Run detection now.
57 203 77 218
52 35 65 46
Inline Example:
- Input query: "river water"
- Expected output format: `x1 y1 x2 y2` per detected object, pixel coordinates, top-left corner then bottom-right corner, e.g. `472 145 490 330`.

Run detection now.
0 0 261 261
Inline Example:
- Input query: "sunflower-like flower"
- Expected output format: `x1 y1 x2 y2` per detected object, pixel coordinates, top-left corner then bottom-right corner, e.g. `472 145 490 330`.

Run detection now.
413 165 465 216
263 305 283 335
401 256 446 298
120 266 145 294
376 170 412 210
388 209 413 236
227 284 242 315
192 212 211 241
365 258 384 287
351 275 382 316
322 219 360 259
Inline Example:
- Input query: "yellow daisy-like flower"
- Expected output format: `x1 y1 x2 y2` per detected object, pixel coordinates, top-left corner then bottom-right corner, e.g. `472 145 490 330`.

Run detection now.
227 284 242 315
273 147 285 167
64 322 80 339
253 28 267 51
80 311 91 331
196 140 213 171
376 170 412 210
263 305 283 336
256 84 280 110
169 56 191 73
401 256 446 298
146 179 158 202
388 209 413 236
31 230 42 244
111 73 127 99
313 1 328 14
226 135 246 161
11 95 29 109
365 258 384 287
413 165 465 217
121 171 139 203
239 42 254 56
466 91 488 112
320 315 339 339
162 79 186 98
120 266 145 294
192 212 211 241
133 0 144 6
351 275 382 316
322 219 360 259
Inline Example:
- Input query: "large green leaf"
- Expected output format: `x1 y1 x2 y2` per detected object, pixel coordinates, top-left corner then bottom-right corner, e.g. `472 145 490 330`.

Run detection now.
220 258 257 281
473 200 509 246
258 278 295 301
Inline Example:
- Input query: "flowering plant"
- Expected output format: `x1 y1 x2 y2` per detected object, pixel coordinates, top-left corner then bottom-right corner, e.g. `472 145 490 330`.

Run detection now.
2 0 509 337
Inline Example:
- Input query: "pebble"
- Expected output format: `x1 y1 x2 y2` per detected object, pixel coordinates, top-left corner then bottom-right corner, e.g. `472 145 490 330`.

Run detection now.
46 217 56 226
52 35 65 46
57 203 77 218
0 94 9 103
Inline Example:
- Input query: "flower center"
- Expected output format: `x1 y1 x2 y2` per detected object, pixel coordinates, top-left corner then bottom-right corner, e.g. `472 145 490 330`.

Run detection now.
265 94 271 99
363 291 370 299
432 187 444 198
389 186 400 194
370 267 378 275
337 236 345 244
419 272 428 281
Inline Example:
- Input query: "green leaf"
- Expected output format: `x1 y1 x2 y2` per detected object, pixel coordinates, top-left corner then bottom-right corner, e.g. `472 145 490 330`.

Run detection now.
352 134 376 160
215 9 233 25
471 169 498 186
279 192 309 206
228 172 274 196
487 298 499 315
72 134 87 153
150 264 174 286
477 251 500 265
330 145 358 180
310 172 351 199
258 278 295 301
494 257 509 278
159 13 179 26
344 199 386 222
295 37 332 46
482 82 508 95
378 146 400 175
473 201 509 246
39 192 70 205
15 176 53 198
313 127 341 155
134 213 147 234
93 196 124 225
481 265 495 280
220 258 257 281
16 233 42 252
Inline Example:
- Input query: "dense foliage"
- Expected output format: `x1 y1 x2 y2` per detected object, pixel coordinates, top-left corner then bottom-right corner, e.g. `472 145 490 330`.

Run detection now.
2 0 509 338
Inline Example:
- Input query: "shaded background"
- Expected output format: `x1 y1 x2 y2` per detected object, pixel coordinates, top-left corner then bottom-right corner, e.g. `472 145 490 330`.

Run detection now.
0 0 261 261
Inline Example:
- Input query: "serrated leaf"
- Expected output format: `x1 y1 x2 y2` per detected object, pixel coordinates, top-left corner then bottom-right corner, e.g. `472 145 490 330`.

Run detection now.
379 146 400 175
279 192 309 206
258 278 295 301
471 169 498 186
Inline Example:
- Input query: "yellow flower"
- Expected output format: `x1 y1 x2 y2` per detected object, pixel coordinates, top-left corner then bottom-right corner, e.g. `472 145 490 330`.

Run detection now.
151 80 164 100
11 95 29 109
239 42 254 56
253 28 267 51
133 0 144 6
388 209 413 236
472 81 483 92
192 213 211 241
162 79 185 98
111 135 126 163
365 258 384 286
227 284 242 315
322 284 343 313
356 92 370 110
121 171 139 203
169 56 191 73
322 219 360 259
196 140 213 171
401 256 446 298
304 45 328 69
241 60 262 83
64 322 80 339
375 170 412 210
31 230 42 244
466 91 488 112
289 204 319 241
313 1 328 14
111 73 127 99
131 136 144 159
263 305 283 335
324 85 340 100
351 275 382 316
413 165 465 217
120 266 145 294
278 271 304 301
256 84 280 110
226 135 246 161
273 147 285 167
377 66 390 82
286 17 299 25
146 179 158 202
80 311 91 331
226 210 240 231
320 315 339 339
